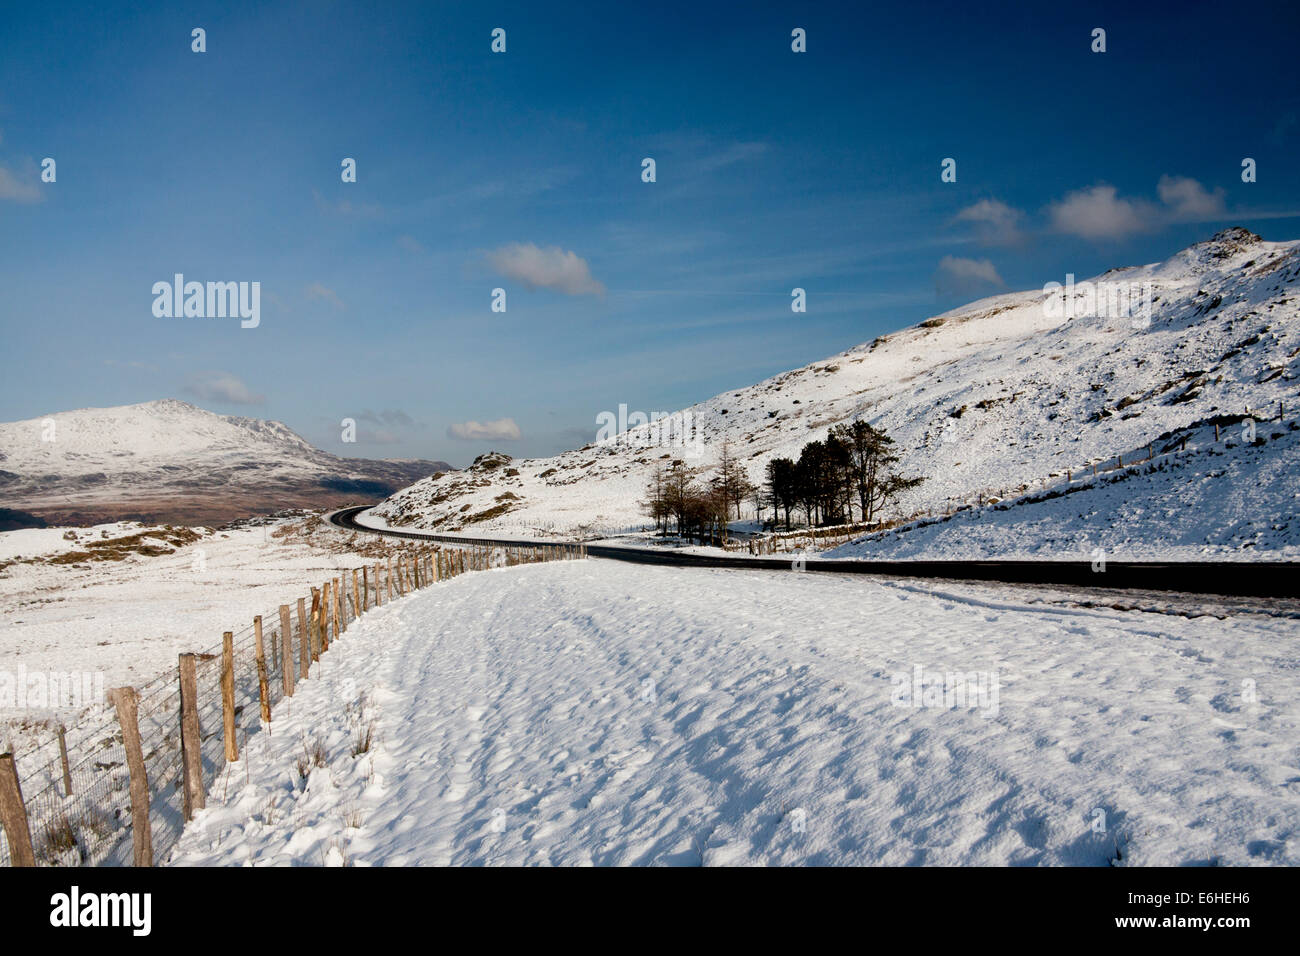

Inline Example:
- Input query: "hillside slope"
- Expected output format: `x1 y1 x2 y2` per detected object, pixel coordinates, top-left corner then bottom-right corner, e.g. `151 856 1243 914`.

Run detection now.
371 228 1300 554
0 399 452 526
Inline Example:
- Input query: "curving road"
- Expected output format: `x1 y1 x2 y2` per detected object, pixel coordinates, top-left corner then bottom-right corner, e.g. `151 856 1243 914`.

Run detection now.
329 505 1300 599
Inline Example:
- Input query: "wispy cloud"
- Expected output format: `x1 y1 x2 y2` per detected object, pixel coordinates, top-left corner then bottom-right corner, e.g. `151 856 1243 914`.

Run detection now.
691 141 769 175
0 161 43 203
184 371 265 405
447 418 522 441
311 188 384 219
103 358 160 373
487 243 605 296
306 282 345 309
358 408 416 428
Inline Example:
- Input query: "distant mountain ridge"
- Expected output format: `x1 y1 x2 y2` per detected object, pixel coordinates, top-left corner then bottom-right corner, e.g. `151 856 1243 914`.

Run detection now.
0 399 453 527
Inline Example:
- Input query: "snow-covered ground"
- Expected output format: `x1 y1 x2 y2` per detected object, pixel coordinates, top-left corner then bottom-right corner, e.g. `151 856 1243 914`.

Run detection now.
0 515 408 694
828 420 1300 561
169 559 1300 866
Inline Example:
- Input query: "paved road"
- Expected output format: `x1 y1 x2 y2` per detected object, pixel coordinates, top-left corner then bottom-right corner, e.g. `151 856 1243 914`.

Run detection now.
328 506 1300 599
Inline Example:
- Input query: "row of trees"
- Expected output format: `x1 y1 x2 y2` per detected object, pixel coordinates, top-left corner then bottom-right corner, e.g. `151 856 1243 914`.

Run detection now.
766 420 923 531
641 442 755 543
642 421 922 539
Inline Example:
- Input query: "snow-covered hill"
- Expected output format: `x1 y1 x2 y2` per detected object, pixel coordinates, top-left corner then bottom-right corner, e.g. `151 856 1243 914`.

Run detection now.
0 399 452 526
826 419 1300 561
372 228 1300 557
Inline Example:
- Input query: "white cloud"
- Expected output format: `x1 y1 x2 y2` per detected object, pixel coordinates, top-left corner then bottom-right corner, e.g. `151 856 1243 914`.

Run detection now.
1046 176 1229 240
487 243 605 296
935 255 1004 295
447 418 522 441
0 162 42 203
1157 175 1226 221
184 372 265 405
1046 184 1154 240
954 198 1024 242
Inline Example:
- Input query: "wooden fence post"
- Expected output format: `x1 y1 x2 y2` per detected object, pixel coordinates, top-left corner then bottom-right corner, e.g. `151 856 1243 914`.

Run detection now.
387 558 394 601
329 577 339 639
319 583 331 654
310 589 322 661
0 752 35 866
57 724 73 797
253 616 271 724
279 605 295 698
110 687 152 866
298 597 310 678
330 580 340 639
353 569 361 618
362 566 370 610
221 632 238 763
178 654 204 821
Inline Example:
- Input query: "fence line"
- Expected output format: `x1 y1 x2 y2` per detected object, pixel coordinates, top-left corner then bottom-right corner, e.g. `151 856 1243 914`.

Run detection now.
0 538 584 867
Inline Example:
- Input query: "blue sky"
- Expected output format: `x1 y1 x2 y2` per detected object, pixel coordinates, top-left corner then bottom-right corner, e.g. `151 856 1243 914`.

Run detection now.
2 0 1298 466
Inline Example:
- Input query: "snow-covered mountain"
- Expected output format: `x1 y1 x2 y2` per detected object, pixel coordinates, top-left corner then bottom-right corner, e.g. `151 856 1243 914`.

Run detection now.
0 399 452 527
371 228 1300 557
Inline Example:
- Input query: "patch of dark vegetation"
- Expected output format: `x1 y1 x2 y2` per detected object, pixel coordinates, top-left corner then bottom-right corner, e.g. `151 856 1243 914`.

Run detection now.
0 508 48 531
316 476 395 496
464 502 515 524
47 526 207 564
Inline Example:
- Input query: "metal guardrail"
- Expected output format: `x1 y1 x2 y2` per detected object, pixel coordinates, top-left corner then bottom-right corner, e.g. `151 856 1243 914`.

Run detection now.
329 507 1300 599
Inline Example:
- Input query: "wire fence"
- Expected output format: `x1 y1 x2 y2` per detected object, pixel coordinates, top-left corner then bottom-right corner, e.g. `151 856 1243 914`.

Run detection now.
0 539 585 867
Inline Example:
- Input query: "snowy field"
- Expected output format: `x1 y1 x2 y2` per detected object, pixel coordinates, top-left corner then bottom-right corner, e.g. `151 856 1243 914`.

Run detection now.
0 516 404 692
170 559 1300 866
